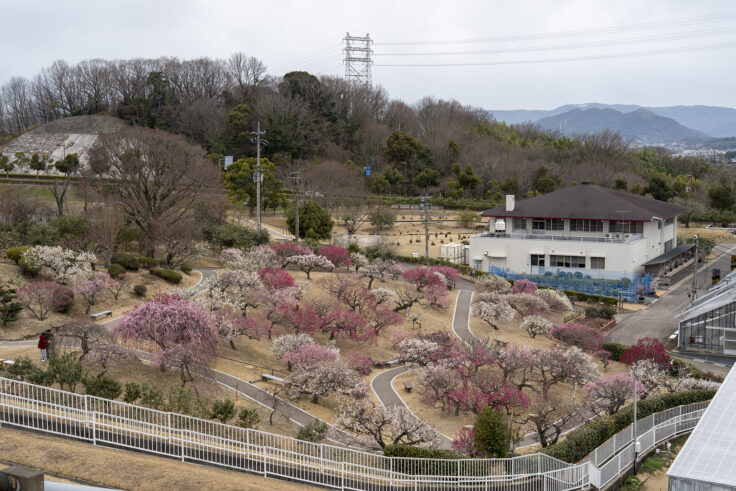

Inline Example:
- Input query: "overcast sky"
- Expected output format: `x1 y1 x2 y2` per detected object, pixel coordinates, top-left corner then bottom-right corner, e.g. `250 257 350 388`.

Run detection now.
2 0 735 110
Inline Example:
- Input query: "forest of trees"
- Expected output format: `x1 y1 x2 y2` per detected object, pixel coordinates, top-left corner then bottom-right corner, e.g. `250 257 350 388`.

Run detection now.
1 53 733 219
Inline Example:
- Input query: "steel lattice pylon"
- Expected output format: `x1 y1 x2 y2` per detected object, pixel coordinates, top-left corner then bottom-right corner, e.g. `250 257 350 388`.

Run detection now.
343 32 373 85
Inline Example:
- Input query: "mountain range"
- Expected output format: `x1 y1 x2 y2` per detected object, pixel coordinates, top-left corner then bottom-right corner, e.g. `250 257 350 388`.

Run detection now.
488 103 736 144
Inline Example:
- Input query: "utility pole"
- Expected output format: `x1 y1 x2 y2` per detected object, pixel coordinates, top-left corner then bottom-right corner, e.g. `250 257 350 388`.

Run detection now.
290 170 301 241
343 33 373 86
690 234 699 302
633 368 639 474
251 122 266 232
420 196 430 258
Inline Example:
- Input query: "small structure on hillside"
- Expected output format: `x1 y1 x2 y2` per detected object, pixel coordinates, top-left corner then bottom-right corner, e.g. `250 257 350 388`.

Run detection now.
439 242 465 264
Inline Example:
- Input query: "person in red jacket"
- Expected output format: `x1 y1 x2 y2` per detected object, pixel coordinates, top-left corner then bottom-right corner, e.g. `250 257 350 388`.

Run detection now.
37 332 48 362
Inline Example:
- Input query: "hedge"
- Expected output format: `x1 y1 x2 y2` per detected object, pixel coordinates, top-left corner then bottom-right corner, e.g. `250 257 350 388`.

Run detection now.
383 445 468 475
107 263 126 279
602 341 628 362
542 390 715 463
150 268 182 284
137 256 158 270
133 284 147 297
563 290 618 306
111 253 139 271
6 246 29 264
181 263 193 274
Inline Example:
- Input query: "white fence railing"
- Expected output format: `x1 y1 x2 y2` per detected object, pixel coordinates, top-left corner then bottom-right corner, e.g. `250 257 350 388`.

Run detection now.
0 377 707 490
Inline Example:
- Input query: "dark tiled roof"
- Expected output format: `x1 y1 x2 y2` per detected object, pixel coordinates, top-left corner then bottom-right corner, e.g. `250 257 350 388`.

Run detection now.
480 184 690 221
642 243 695 266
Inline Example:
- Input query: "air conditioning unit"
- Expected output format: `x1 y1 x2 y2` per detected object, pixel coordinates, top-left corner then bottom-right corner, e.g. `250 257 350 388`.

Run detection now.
605 233 611 238
625 234 631 239
483 251 489 256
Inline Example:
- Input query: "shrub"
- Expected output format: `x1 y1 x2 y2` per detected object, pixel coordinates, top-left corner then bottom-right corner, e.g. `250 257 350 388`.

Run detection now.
123 381 142 403
620 337 670 365
347 243 360 253
210 399 236 423
384 445 465 475
6 246 29 263
296 420 328 442
542 389 715 463
137 256 158 269
51 285 74 313
150 268 182 284
139 383 164 409
181 263 193 274
237 408 260 429
287 202 333 240
474 406 511 458
602 341 628 361
585 305 617 319
83 375 123 399
133 284 147 297
111 253 139 271
201 222 270 249
365 244 397 261
5 356 35 380
107 263 126 279
18 256 40 276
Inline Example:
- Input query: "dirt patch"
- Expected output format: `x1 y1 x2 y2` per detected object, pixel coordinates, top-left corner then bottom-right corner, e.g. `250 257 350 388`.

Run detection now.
0 426 317 490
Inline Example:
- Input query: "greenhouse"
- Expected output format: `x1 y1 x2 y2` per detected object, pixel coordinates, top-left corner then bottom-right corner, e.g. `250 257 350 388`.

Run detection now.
676 270 736 354
668 366 736 490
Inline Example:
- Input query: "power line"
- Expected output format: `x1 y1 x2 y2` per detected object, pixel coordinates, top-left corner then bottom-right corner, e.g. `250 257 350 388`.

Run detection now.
373 41 736 67
375 9 736 46
374 26 736 57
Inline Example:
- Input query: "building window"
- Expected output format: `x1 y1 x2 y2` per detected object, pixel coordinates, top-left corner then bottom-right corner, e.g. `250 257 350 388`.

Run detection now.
665 217 674 226
570 219 603 232
532 219 563 231
531 254 545 266
590 257 606 269
549 255 585 268
513 218 526 231
665 239 673 252
658 221 662 229
610 221 644 234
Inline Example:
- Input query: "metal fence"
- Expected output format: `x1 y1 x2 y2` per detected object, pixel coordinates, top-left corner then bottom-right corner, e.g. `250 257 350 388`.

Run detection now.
0 377 707 490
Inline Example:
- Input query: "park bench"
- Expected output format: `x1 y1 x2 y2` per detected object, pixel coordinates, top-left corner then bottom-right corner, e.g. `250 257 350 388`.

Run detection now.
261 373 287 384
669 331 679 342
403 381 413 393
374 359 402 368
90 310 113 320
2 359 15 370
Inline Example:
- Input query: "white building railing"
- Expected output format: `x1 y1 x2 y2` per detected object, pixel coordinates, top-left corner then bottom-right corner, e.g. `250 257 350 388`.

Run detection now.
472 232 643 244
0 377 707 490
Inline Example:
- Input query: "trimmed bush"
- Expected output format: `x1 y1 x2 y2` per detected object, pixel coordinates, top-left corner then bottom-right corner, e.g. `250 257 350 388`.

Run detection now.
51 285 75 313
82 375 122 399
296 420 328 442
542 390 715 463
18 256 40 277
602 341 628 361
237 408 260 429
384 445 466 476
150 267 182 284
107 263 126 279
474 407 511 458
137 256 158 269
181 263 193 274
6 246 29 264
110 253 139 271
133 284 147 297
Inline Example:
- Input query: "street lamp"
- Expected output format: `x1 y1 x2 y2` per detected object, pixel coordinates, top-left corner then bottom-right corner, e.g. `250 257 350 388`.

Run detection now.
633 369 640 474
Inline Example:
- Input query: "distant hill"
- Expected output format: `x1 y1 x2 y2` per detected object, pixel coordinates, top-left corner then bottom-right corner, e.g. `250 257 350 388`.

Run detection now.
534 108 710 144
489 103 736 139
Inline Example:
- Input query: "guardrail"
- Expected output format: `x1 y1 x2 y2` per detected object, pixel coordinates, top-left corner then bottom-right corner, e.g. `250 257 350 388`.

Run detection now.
0 376 707 490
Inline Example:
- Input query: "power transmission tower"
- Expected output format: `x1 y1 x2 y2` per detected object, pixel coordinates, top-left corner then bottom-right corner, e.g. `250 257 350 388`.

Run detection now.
251 122 267 231
289 170 301 241
343 33 373 85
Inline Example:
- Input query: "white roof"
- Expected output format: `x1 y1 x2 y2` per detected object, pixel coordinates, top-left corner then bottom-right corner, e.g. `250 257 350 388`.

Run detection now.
677 274 736 322
667 366 736 487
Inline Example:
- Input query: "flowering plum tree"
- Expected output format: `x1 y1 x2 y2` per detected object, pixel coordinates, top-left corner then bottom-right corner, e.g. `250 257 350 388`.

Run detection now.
516 394 583 448
495 345 536 390
286 359 365 403
346 349 374 375
585 373 646 414
336 398 439 450
16 282 58 320
107 273 132 300
476 275 511 294
221 245 278 271
402 267 444 291
282 343 339 369
416 364 461 408
21 246 96 283
349 252 368 271
505 293 549 318
113 294 219 388
317 246 352 269
258 267 295 290
620 337 670 365
520 315 552 338
429 266 459 289
269 242 313 267
74 272 111 314
512 279 538 294
286 254 334 279
452 427 487 457
535 289 572 311
471 296 515 330
549 323 606 355
271 334 314 370
358 259 403 288
398 338 440 365
532 345 600 399
423 282 450 308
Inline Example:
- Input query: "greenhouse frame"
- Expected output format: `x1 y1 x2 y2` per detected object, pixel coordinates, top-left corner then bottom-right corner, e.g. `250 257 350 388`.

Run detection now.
677 270 736 354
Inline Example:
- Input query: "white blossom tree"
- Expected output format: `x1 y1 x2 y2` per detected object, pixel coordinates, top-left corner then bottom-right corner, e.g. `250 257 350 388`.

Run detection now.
520 315 552 339
286 254 334 279
358 259 403 289
476 275 511 294
585 373 646 414
336 398 439 450
21 246 96 283
285 359 366 403
398 338 440 366
535 289 573 311
471 296 515 330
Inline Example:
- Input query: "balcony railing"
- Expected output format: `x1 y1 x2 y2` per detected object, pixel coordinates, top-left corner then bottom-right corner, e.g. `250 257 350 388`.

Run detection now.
472 231 643 244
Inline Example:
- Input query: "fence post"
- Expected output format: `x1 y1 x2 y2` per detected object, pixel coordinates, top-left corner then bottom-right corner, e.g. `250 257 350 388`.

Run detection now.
389 457 393 488
341 460 345 490
180 427 185 462
319 445 324 479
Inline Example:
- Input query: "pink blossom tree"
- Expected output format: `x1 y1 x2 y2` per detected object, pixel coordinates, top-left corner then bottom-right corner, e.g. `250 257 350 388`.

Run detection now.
286 254 334 279
286 359 366 403
416 363 462 408
270 242 313 267
282 343 339 369
322 307 374 342
452 428 486 457
74 272 111 314
402 267 444 291
505 293 549 318
271 333 314 370
549 323 606 353
113 294 219 388
423 282 450 309
495 345 536 390
512 279 538 294
346 349 374 375
535 289 573 311
585 373 646 414
317 246 352 269
258 267 296 289
16 282 58 320
532 345 600 399
620 337 671 365
429 266 460 289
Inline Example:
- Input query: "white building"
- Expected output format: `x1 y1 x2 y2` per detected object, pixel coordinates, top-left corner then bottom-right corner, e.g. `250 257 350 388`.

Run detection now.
468 184 690 293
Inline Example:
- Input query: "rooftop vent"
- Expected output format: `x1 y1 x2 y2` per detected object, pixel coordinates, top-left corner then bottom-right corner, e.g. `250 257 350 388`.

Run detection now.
505 195 515 212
